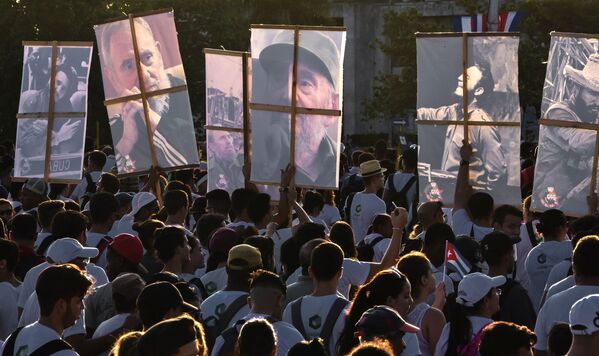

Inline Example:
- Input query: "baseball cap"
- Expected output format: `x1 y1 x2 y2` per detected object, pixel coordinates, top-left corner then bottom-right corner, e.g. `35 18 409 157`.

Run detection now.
355 306 419 339
46 238 99 263
130 192 157 216
480 232 521 261
112 272 146 301
137 281 198 315
456 272 505 307
23 178 48 197
115 192 134 208
209 227 239 253
109 233 148 274
569 294 599 335
227 244 262 271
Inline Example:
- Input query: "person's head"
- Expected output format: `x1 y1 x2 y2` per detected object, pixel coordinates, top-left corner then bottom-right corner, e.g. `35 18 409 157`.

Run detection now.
154 226 190 265
106 233 147 281
371 214 393 237
454 64 493 104
399 147 417 172
130 192 159 222
568 294 599 350
230 188 258 221
54 65 78 103
248 269 286 318
478 321 536 356
454 236 485 273
329 221 357 259
303 190 325 216
359 160 386 191
492 205 522 238
21 178 48 211
98 172 120 194
244 236 275 272
417 201 444 229
0 239 19 278
205 189 231 216
90 191 119 226
46 238 99 269
247 193 272 229
87 150 107 171
37 200 65 230
299 238 327 276
111 331 143 356
287 338 328 356
0 198 14 225
572 235 599 280
238 318 277 356
564 54 599 122
137 281 199 329
227 244 263 289
51 210 88 244
9 212 37 245
36 264 93 329
133 219 165 254
397 252 436 300
548 322 572 356
480 232 520 273
206 226 241 271
309 242 344 283
27 46 49 72
355 306 419 355
423 223 456 267
455 272 503 316
185 235 204 271
208 131 236 162
164 189 189 219
348 339 395 356
137 314 208 356
195 213 226 249
537 209 568 241
111 272 145 314
467 192 494 222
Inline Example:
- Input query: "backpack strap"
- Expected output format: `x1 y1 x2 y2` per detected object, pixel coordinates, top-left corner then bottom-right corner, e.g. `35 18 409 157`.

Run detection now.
398 175 417 197
36 235 58 256
218 319 247 356
84 173 96 193
290 298 308 339
457 322 491 356
319 298 349 342
469 224 475 238
216 294 248 333
369 235 386 248
525 221 538 247
30 339 73 356
189 277 209 300
2 327 24 356
91 236 112 264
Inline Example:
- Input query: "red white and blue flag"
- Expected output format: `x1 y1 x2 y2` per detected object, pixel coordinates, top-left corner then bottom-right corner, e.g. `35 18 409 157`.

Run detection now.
444 241 471 278
453 11 523 33
497 11 523 32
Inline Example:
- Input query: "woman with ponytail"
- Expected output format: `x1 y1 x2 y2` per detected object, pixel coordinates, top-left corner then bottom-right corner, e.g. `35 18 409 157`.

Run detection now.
434 272 503 356
337 268 419 355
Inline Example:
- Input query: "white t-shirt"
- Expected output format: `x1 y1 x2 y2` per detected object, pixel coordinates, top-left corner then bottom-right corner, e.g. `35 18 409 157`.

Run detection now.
200 290 250 329
534 284 599 351
318 204 341 227
70 171 102 202
115 215 136 237
403 332 422 356
1 322 77 356
200 266 228 296
86 232 112 268
33 232 52 251
18 292 86 338
0 282 19 341
226 221 254 230
349 192 386 244
18 261 50 309
434 316 493 356
451 209 494 241
282 294 349 356
385 172 418 222
362 233 390 262
544 275 576 303
543 260 571 297
271 228 292 274
525 240 572 311
515 222 538 291
211 312 304 356
92 313 130 356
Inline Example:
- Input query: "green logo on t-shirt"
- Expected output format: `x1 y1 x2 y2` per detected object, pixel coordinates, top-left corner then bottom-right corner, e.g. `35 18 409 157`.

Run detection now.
537 253 546 264
309 315 322 329
355 204 362 214
206 281 217 294
16 345 28 356
215 303 226 317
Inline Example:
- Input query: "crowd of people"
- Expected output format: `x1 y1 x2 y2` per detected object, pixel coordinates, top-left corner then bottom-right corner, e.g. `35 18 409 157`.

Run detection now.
0 137 598 356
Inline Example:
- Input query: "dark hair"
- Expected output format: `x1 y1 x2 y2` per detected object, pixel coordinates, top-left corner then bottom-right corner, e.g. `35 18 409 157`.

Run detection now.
348 339 394 356
64 200 81 212
231 188 257 219
311 242 344 281
205 189 231 215
572 235 599 277
37 200 65 229
479 322 536 356
281 222 328 277
397 252 431 299
194 213 226 248
90 192 119 224
0 239 19 272
88 150 107 169
424 223 456 248
537 209 567 238
358 153 376 165
329 221 357 259
400 148 417 170
304 191 325 215
175 281 199 306
133 219 165 253
113 292 138 314
454 236 484 272
248 193 271 225
137 314 207 356
163 189 188 216
492 205 522 226
337 269 410 355
238 318 276 356
480 231 513 266
371 214 391 235
111 331 143 356
37 264 93 316
250 269 286 295
570 215 599 237
154 226 187 263
299 239 328 276
447 289 494 356
146 271 180 285
467 192 494 220
288 338 328 356
245 236 275 272
10 212 37 241
363 174 382 186
51 210 87 240
99 172 120 194
547 322 572 356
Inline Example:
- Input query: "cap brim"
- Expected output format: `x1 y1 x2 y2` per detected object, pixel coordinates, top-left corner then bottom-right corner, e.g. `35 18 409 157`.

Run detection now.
400 322 420 334
79 247 99 259
358 168 387 177
490 275 507 287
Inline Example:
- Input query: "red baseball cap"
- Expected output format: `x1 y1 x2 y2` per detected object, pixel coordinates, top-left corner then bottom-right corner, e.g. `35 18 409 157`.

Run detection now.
109 233 148 274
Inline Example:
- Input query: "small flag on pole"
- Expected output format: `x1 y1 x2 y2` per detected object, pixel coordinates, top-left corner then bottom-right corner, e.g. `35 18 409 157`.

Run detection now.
497 11 523 32
452 14 487 32
444 241 472 278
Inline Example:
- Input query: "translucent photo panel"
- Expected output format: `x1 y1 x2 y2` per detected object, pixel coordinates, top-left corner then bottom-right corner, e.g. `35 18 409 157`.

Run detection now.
95 19 140 101
205 53 244 128
418 124 453 204
250 28 295 106
250 110 290 184
532 125 596 217
48 116 86 180
146 91 199 169
19 46 52 113
541 35 599 123
294 113 341 189
207 130 244 194
296 30 346 111
14 118 48 178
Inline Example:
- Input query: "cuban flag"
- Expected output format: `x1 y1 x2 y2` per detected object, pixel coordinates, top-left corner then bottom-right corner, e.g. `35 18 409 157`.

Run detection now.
453 14 487 32
444 241 472 278
497 11 523 32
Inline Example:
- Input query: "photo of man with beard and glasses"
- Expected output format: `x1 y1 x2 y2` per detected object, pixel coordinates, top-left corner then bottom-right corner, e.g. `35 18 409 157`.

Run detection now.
533 35 599 216
250 28 345 188
207 130 244 193
95 12 199 174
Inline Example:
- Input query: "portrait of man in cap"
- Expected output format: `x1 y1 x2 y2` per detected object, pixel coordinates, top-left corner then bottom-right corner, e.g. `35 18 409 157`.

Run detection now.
207 130 244 193
250 29 344 188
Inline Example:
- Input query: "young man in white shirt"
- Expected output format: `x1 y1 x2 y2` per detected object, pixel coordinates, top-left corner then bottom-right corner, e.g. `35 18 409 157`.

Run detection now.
164 190 192 235
226 188 258 230
566 294 599 355
349 160 387 245
213 270 304 356
87 192 119 268
115 192 159 236
533 235 599 355
383 147 418 226
0 240 20 342
70 150 106 203
34 200 65 252
360 213 393 262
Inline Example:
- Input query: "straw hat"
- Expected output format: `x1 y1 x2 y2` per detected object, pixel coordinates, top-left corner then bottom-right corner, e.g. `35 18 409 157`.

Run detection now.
358 160 386 178
565 54 599 93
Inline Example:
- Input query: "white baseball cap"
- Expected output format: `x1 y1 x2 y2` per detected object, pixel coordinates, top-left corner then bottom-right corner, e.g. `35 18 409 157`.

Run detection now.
46 238 99 263
570 294 599 335
130 192 157 216
456 272 505 307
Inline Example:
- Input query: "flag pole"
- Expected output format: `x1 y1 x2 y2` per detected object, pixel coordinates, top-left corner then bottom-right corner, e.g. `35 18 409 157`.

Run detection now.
443 240 448 278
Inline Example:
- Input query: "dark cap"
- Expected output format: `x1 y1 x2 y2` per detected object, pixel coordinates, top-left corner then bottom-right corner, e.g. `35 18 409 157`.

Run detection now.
480 231 521 261
209 227 239 253
355 306 419 339
137 281 198 316
137 315 200 355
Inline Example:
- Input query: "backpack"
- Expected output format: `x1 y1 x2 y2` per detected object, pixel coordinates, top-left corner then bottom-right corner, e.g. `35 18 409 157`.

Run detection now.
339 174 364 218
90 236 112 264
343 192 357 224
217 316 279 356
288 297 349 345
189 277 209 301
525 221 539 248
202 294 248 350
356 235 386 262
2 327 73 356
387 174 418 226
36 234 58 256
456 322 491 356
79 172 97 207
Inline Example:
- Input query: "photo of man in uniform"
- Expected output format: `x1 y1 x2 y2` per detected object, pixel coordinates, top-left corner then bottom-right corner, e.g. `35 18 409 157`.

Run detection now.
251 30 342 188
97 15 199 173
207 130 244 192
